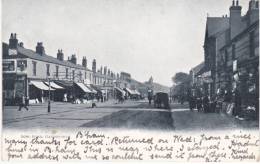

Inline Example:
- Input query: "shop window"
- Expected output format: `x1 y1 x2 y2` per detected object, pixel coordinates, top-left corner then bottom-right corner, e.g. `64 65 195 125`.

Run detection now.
46 64 50 76
32 61 37 76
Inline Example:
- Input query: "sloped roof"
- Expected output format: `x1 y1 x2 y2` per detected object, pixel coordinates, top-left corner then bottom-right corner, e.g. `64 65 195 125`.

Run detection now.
190 62 204 75
3 42 91 71
204 17 230 46
205 17 230 38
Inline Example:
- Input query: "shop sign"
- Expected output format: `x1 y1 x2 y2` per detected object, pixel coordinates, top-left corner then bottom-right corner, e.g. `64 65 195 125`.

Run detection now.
3 60 15 72
17 60 27 73
8 49 17 55
233 60 237 72
202 71 211 78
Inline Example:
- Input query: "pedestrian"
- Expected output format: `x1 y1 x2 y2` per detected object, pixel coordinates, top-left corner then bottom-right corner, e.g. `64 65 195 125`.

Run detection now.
63 93 67 102
18 94 29 111
232 84 243 119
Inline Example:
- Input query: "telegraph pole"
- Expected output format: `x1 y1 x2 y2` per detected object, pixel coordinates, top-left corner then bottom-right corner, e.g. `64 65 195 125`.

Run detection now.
48 77 51 113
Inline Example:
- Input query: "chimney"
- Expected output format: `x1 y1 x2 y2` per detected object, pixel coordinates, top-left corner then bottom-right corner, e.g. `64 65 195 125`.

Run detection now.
70 54 77 64
92 59 96 73
248 0 259 25
82 56 87 68
100 66 103 74
57 49 64 61
9 33 18 49
229 0 242 39
19 42 24 48
104 66 107 75
36 42 45 55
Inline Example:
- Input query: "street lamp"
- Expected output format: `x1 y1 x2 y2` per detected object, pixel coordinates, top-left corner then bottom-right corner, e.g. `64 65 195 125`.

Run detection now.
48 77 51 113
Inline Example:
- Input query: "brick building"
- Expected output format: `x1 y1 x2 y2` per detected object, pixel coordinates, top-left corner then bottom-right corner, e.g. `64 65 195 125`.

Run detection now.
3 34 94 104
201 0 259 100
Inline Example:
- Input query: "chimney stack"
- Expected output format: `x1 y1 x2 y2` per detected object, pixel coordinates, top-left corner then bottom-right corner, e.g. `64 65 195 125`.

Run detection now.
36 42 45 55
82 56 87 68
104 66 107 75
69 54 77 65
9 33 18 49
57 49 64 61
229 0 242 39
19 42 24 48
92 59 96 73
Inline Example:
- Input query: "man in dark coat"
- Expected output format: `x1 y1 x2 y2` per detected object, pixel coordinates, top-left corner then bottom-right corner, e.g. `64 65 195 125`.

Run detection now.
233 86 242 118
18 94 29 111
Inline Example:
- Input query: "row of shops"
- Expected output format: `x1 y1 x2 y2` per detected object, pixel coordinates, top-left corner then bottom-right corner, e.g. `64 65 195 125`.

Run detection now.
190 0 259 120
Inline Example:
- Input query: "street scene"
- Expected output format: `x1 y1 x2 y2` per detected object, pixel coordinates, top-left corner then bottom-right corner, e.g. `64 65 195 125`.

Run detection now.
2 0 259 131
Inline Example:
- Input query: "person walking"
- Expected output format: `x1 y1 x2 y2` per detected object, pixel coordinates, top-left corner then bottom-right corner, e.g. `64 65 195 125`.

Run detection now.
233 85 243 119
18 94 29 111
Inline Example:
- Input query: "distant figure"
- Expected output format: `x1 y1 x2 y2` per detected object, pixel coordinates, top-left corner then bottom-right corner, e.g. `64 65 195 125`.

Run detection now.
63 93 67 102
18 95 29 111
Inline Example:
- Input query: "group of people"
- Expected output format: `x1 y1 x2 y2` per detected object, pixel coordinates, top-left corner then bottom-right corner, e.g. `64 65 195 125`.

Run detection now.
187 87 213 113
187 83 259 120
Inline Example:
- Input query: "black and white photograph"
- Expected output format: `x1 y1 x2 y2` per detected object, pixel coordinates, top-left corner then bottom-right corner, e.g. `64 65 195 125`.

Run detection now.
1 0 259 162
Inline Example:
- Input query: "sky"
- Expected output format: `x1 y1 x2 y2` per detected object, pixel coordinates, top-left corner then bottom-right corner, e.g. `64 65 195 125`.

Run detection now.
2 0 249 86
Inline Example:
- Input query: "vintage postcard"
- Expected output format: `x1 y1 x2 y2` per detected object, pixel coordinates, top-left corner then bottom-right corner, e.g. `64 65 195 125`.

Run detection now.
1 0 259 162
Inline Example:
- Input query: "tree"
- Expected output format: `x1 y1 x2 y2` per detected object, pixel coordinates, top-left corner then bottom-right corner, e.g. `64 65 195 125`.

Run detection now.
171 72 191 102
172 72 190 85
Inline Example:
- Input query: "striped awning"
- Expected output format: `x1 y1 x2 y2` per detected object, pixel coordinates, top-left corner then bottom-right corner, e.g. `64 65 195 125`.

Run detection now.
76 82 92 93
30 81 55 91
44 81 64 89
115 87 126 94
125 88 135 95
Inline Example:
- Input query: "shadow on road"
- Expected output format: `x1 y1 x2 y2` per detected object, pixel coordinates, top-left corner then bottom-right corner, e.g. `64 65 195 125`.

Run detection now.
80 109 175 130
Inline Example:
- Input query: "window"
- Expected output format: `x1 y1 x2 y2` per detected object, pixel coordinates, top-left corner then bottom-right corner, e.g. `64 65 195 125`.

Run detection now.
72 70 75 80
85 72 87 79
56 66 59 78
79 71 82 80
249 31 255 57
32 61 37 76
66 68 68 79
46 64 50 76
232 44 236 60
224 49 228 67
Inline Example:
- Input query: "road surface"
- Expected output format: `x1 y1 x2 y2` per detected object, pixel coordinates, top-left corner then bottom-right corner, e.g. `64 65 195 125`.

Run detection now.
3 100 258 131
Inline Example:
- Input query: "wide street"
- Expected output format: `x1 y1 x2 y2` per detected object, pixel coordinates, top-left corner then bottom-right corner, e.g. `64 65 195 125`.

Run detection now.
3 100 258 131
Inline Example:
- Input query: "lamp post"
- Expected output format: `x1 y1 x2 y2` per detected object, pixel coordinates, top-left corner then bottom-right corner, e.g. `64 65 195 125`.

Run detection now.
48 77 51 113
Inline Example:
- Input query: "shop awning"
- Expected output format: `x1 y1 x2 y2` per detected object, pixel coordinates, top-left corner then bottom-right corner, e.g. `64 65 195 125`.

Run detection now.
115 87 126 94
76 82 92 93
44 81 64 89
85 84 97 94
133 90 141 95
54 80 73 88
124 88 135 95
30 81 55 91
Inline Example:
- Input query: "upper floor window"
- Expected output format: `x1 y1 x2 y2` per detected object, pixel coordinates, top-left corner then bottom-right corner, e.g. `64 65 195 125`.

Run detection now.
66 68 69 79
46 64 50 76
79 71 82 80
224 49 228 67
72 70 75 80
32 61 37 76
56 66 59 78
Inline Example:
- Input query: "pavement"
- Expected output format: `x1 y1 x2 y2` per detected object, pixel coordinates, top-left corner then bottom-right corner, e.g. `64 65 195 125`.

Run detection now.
2 100 259 131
